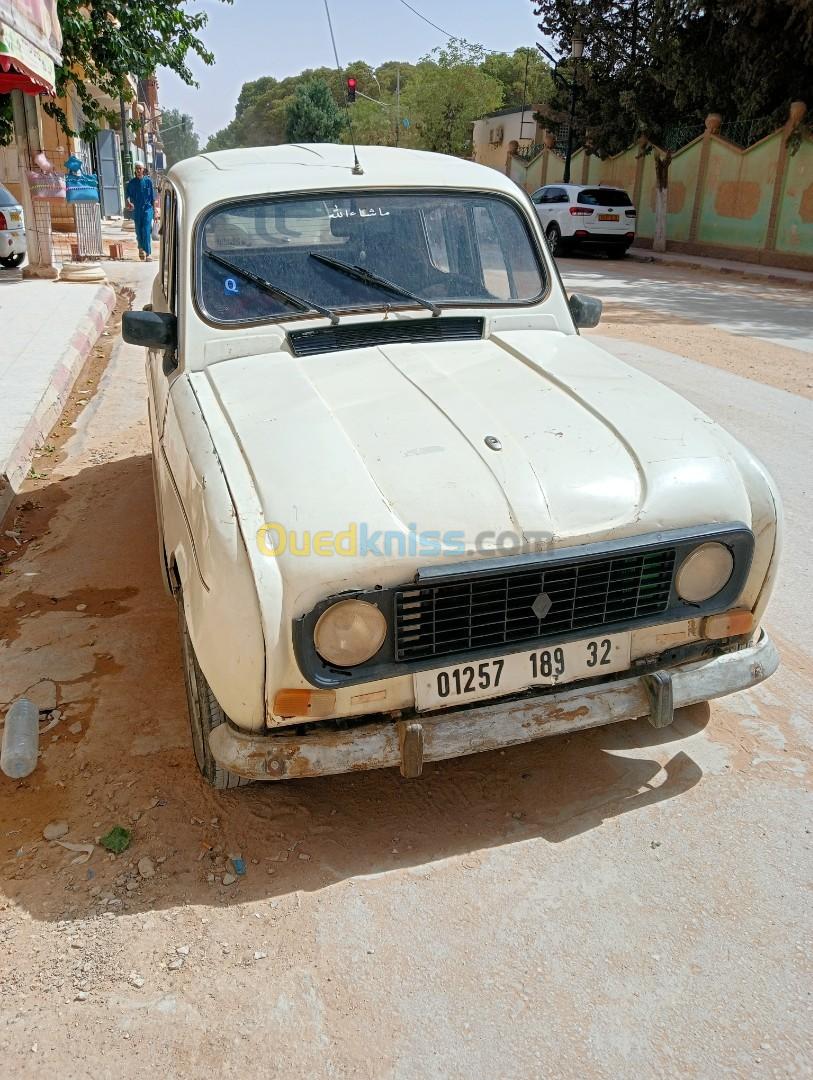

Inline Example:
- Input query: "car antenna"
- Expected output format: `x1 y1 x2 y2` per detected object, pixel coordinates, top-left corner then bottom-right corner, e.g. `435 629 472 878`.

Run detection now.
323 0 364 175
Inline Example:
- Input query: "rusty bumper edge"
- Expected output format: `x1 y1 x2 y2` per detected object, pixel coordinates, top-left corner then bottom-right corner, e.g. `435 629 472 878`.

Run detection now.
209 633 779 782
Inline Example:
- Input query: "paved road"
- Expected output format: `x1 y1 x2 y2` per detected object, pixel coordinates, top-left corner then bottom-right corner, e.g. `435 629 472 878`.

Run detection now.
560 256 813 353
0 263 810 1077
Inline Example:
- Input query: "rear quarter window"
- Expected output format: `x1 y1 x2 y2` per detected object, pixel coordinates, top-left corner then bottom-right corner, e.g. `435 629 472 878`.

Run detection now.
578 188 633 207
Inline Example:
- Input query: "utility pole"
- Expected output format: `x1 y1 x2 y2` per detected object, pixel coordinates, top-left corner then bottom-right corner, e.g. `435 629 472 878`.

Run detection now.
119 95 132 183
395 67 401 147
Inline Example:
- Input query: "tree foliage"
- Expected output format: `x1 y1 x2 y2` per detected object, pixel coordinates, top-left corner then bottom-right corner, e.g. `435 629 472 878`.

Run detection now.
400 43 504 157
159 108 200 167
531 0 813 155
206 47 554 156
285 77 345 144
53 1 231 140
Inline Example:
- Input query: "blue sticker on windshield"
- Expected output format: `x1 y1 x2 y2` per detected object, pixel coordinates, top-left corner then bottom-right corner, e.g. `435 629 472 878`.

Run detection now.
224 277 239 296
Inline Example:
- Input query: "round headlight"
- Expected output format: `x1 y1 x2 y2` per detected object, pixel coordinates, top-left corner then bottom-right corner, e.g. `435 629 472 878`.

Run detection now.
676 543 734 603
314 599 387 667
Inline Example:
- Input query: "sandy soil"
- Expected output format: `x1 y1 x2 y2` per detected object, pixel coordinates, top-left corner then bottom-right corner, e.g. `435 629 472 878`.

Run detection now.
586 302 813 400
0 264 811 1077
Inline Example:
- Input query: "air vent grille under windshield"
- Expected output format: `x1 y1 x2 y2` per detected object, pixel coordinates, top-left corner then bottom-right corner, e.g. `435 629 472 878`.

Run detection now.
287 317 485 357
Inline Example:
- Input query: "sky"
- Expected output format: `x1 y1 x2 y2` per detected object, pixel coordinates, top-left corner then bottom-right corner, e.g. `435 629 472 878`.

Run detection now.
158 0 545 141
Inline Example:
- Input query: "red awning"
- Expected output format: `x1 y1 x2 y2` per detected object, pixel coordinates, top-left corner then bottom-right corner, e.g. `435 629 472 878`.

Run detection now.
0 1 62 95
0 54 53 95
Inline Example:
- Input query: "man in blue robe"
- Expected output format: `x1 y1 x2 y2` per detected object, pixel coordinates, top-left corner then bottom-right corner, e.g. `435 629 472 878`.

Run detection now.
125 164 158 261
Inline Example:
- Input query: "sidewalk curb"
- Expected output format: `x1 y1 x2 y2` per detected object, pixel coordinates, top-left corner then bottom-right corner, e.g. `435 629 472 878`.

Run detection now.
628 250 813 289
1 283 116 521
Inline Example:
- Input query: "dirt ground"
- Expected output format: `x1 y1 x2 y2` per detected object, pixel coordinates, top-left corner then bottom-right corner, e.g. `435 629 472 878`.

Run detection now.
0 265 811 1078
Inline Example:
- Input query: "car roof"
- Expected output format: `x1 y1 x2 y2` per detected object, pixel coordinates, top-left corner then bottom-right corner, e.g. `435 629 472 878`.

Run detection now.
168 144 524 212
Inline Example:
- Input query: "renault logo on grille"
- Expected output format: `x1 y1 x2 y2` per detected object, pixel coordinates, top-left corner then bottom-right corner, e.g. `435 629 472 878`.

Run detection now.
532 591 552 620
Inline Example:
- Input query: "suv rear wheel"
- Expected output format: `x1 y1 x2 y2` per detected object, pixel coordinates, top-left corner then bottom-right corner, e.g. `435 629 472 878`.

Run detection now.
545 222 563 257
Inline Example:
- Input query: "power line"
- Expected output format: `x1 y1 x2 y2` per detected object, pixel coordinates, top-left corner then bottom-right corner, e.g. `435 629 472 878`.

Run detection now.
394 0 499 55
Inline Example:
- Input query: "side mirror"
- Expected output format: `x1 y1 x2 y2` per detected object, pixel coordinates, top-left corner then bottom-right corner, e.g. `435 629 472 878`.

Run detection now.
569 292 602 329
122 310 177 349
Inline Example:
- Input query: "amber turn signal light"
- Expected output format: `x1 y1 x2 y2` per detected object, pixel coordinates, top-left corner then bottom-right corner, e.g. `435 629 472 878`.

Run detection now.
701 609 754 640
273 689 336 718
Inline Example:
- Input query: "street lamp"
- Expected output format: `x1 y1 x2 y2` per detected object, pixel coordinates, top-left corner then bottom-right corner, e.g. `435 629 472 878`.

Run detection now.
537 26 585 184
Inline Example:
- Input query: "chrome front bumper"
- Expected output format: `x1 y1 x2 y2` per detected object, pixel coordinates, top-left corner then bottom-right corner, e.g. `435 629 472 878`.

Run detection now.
209 633 779 782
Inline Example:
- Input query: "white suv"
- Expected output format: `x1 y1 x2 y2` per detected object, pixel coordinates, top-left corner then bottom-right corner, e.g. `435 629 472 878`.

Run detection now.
531 183 636 259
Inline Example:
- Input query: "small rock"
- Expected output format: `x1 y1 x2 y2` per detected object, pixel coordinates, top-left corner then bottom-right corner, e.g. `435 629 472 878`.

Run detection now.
167 958 184 971
29 679 57 711
206 873 215 883
254 950 267 961
43 821 69 841
650 840 662 849
176 945 190 956
297 852 311 862
75 991 88 1001
125 880 138 892
129 973 144 988
68 721 83 735
222 873 236 886
137 857 155 879
76 604 87 612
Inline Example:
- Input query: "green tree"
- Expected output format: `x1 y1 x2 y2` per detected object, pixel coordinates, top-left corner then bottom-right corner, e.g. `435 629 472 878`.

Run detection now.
401 43 504 156
530 0 813 153
159 108 200 167
481 48 554 110
41 1 231 143
285 77 345 143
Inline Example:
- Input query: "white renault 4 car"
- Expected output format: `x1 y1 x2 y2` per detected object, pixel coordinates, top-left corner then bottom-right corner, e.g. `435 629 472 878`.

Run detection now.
531 182 636 258
123 144 779 789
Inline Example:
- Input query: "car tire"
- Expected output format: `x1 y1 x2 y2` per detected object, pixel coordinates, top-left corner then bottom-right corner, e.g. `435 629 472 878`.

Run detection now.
545 223 563 257
0 252 24 269
177 597 253 790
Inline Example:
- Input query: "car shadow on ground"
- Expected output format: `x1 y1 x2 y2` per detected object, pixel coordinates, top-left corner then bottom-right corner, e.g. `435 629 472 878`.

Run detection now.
0 453 708 923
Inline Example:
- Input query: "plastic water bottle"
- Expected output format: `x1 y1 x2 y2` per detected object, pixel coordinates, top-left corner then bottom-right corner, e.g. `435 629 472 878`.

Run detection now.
1 698 40 779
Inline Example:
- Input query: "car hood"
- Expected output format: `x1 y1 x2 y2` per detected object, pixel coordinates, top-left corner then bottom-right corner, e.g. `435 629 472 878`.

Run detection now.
201 328 754 605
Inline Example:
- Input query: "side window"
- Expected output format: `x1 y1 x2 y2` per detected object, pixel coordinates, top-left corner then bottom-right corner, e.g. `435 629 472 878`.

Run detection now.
160 189 178 312
531 189 546 205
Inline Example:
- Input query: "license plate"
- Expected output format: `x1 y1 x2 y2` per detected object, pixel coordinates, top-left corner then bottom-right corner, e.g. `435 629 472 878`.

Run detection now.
598 213 619 221
9 211 21 224
413 633 631 712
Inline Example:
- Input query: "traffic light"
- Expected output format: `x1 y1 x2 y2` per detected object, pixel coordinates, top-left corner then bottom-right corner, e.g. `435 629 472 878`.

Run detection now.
346 77 357 103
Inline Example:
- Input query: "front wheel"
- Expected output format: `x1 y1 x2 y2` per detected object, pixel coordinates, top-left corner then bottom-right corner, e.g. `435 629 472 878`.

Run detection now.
177 598 253 790
0 252 24 269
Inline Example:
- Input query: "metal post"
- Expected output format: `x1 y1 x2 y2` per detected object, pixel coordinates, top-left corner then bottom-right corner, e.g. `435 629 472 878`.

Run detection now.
119 95 131 182
563 76 577 183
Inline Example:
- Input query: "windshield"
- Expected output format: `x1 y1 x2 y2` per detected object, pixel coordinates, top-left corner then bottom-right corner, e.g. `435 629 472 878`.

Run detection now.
197 191 545 324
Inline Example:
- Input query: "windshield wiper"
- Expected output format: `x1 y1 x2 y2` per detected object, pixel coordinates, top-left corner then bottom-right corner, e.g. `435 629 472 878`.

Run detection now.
204 249 339 325
309 252 440 317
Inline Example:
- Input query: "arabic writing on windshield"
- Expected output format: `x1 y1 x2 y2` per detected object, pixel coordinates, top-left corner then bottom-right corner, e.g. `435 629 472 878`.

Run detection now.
198 191 545 324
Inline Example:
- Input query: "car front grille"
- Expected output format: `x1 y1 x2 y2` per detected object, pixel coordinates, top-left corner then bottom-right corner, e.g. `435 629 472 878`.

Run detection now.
394 548 676 663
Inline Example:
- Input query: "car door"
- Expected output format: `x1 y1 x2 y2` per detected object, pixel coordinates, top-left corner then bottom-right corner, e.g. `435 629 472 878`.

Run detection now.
544 188 568 235
531 186 551 225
